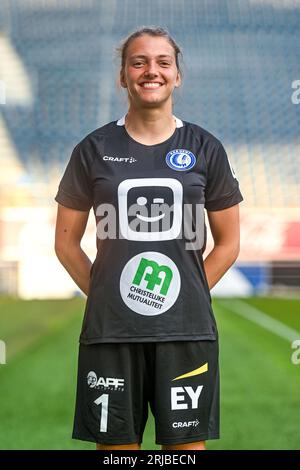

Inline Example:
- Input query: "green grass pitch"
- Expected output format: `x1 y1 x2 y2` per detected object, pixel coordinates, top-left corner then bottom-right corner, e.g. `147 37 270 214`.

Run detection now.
0 296 299 450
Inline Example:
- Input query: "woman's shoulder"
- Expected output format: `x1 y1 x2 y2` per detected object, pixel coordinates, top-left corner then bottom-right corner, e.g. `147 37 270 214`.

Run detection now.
182 119 223 148
76 120 119 148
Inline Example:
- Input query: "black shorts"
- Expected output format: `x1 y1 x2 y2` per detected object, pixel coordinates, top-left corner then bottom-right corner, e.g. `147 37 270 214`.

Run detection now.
72 340 220 446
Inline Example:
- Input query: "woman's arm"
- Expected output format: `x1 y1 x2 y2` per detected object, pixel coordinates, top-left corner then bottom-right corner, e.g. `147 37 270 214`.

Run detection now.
54 204 92 296
204 204 241 290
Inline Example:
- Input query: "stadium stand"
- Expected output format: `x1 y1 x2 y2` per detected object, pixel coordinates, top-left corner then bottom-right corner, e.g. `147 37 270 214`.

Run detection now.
0 0 300 207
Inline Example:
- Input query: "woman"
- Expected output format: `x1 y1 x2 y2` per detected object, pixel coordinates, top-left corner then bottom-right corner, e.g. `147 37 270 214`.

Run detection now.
55 26 243 451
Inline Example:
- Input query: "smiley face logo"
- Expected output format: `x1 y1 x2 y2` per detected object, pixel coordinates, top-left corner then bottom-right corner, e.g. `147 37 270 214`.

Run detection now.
118 178 183 241
136 196 165 223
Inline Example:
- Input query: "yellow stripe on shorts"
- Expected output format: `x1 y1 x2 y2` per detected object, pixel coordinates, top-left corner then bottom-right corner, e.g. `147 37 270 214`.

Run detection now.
172 362 208 381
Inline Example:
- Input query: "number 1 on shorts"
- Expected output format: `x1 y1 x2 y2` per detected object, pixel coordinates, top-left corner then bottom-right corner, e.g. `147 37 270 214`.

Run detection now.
94 394 109 432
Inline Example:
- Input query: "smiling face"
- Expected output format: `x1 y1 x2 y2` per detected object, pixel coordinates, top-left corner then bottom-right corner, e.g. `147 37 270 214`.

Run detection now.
120 35 181 109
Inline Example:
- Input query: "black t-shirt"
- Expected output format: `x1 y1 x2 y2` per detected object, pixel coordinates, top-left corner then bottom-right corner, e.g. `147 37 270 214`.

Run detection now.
55 115 243 344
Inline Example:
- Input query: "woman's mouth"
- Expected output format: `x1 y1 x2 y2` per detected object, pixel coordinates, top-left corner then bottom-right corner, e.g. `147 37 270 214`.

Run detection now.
139 82 163 89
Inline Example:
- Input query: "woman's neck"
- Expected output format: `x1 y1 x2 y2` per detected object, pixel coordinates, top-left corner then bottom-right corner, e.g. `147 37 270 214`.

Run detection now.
125 108 177 145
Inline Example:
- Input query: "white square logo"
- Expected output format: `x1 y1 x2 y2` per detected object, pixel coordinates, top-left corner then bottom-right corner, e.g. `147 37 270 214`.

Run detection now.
118 178 183 241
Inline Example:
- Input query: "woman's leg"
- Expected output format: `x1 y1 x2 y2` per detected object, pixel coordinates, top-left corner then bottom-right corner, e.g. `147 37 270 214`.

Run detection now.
161 441 206 451
96 443 141 450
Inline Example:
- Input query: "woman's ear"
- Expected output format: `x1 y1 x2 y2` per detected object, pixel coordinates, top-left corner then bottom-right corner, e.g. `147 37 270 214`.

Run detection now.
175 72 182 88
120 70 127 88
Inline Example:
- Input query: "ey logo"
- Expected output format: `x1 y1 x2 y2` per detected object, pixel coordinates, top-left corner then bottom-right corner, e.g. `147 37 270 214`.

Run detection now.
132 257 173 296
170 362 208 410
171 386 203 410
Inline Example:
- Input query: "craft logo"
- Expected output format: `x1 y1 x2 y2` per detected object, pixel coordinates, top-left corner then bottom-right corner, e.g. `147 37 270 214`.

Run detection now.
172 420 199 429
120 252 181 316
103 155 137 163
166 149 196 171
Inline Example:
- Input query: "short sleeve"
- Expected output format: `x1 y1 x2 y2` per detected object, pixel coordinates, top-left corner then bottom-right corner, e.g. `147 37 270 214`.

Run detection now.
55 144 94 211
204 142 243 211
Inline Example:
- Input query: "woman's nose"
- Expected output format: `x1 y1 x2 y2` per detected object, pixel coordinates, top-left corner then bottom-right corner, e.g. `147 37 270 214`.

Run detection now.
144 61 159 76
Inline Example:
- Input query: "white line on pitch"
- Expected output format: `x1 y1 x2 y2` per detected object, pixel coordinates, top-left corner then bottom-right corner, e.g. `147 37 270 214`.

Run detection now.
218 299 300 342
